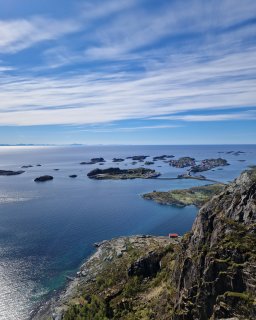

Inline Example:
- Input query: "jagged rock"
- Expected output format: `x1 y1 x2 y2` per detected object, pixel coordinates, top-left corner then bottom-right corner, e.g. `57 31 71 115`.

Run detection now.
128 252 162 278
173 169 256 319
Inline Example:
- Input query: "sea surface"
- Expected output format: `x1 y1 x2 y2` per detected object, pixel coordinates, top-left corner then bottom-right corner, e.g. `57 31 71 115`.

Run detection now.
0 145 255 320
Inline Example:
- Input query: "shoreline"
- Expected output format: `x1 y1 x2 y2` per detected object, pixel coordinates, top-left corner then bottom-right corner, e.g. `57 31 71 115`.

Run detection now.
33 235 179 320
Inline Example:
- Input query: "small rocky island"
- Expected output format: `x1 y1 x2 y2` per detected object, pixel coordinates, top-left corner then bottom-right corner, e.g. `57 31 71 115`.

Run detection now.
190 158 229 173
153 155 174 161
112 158 125 162
21 165 33 168
0 170 25 176
80 158 105 165
87 167 160 180
34 175 54 182
169 157 196 168
144 161 154 165
126 155 149 161
143 184 224 207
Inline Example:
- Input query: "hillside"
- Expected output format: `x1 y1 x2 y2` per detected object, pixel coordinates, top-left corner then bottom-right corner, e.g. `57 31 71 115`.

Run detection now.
37 169 256 320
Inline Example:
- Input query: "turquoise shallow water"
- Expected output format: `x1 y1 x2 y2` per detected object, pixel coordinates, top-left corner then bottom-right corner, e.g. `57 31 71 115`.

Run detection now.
0 145 255 320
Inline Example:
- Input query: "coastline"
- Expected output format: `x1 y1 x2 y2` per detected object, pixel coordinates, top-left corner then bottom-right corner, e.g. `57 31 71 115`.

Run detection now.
33 235 179 320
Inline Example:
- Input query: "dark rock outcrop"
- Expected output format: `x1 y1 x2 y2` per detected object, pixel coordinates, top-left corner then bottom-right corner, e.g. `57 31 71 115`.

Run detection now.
128 251 162 278
34 175 54 182
0 170 25 176
80 158 105 165
153 155 175 161
173 169 256 319
112 158 125 162
126 155 149 161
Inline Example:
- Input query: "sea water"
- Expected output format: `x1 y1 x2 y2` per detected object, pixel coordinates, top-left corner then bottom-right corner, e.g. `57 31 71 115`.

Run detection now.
0 145 255 320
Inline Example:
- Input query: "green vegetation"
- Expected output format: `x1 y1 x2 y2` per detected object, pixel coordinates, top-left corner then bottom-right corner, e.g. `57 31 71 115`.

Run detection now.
143 183 224 207
224 291 253 302
62 238 178 320
64 295 108 320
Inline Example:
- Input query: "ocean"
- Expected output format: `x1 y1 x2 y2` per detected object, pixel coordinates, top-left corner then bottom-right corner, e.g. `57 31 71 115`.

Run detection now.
0 145 255 320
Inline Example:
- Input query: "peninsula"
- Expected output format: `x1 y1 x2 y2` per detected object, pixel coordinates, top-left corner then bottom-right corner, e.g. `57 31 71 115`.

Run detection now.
143 184 225 207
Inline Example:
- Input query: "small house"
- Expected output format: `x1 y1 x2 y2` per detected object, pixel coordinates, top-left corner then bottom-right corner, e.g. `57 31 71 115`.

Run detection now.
169 233 179 238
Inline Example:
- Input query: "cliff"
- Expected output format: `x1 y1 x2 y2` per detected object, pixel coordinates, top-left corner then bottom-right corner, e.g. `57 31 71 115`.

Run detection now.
36 169 256 320
173 168 256 319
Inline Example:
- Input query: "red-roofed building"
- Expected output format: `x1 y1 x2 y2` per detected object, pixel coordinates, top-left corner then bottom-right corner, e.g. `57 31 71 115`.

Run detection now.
169 233 179 238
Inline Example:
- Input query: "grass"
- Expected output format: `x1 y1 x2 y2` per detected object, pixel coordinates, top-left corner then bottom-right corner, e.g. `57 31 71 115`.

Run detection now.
143 184 224 207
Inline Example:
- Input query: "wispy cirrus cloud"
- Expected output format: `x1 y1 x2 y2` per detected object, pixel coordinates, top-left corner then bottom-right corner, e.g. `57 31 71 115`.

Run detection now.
0 0 255 132
0 47 255 126
78 124 180 133
0 0 139 55
0 17 81 54
153 111 256 122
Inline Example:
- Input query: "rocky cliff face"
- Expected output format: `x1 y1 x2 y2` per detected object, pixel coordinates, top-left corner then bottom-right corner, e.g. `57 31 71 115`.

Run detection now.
173 169 256 319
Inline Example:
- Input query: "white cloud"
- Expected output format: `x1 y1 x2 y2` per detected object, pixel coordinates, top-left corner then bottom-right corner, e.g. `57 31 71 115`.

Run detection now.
78 124 180 133
0 17 81 54
0 0 255 127
153 112 256 122
0 47 255 126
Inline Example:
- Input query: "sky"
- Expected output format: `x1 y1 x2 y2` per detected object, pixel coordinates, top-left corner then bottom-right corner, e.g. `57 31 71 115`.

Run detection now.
0 0 255 145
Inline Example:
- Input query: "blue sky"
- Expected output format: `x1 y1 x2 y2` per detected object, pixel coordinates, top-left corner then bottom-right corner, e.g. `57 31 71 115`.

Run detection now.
0 0 255 145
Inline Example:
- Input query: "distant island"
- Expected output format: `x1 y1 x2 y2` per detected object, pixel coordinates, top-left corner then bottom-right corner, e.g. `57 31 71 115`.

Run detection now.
87 167 160 180
0 170 25 176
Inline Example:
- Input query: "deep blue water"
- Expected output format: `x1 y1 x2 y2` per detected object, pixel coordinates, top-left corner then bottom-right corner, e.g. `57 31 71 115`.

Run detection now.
0 145 255 320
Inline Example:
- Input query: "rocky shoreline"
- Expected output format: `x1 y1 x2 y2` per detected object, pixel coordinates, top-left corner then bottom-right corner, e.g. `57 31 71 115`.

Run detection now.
34 235 178 320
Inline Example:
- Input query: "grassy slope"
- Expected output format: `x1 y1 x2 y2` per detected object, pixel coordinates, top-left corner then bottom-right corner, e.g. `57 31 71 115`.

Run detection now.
143 184 225 207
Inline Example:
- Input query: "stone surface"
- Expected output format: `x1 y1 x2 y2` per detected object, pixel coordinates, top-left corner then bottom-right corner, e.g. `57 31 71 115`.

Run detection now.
173 169 256 319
